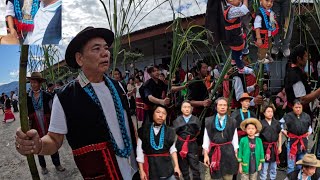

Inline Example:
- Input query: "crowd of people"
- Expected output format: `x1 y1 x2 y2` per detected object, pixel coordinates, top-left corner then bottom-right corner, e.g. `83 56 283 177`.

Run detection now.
11 25 320 180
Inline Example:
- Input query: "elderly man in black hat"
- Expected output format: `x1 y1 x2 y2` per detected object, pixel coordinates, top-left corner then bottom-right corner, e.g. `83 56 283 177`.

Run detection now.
26 72 65 174
15 27 138 179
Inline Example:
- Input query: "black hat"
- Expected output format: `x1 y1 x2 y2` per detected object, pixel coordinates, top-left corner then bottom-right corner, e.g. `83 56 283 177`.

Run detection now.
65 26 114 69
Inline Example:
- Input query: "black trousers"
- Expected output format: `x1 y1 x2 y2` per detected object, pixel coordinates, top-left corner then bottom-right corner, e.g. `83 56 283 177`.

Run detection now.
12 100 19 112
37 151 61 168
178 152 201 180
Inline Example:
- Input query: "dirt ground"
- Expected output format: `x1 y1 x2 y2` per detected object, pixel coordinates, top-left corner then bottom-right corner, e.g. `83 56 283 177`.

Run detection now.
0 111 82 180
1 110 305 180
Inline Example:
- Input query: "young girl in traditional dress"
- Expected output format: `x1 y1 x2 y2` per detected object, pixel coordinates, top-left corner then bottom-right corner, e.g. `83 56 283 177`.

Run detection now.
3 95 15 123
238 118 265 179
259 105 282 180
136 105 181 179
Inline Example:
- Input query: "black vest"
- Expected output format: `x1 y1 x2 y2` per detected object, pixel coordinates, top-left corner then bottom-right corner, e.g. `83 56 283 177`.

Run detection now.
138 125 175 179
260 119 281 162
255 8 269 35
285 66 312 112
173 115 201 153
57 79 136 151
284 112 311 136
205 115 238 178
284 112 311 152
231 109 257 130
223 5 243 47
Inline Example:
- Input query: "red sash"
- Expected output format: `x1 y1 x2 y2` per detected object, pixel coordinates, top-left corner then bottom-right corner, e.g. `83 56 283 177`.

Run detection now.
287 133 309 160
263 141 280 164
209 141 232 172
178 135 196 159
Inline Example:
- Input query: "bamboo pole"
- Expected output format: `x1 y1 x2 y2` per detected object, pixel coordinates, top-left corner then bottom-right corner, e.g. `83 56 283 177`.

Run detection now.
19 45 41 180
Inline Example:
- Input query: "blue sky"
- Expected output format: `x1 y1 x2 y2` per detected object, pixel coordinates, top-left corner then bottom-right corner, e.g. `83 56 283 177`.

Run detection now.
0 45 20 85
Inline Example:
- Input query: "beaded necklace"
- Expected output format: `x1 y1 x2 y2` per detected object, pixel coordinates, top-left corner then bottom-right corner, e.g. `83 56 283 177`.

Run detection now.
31 90 43 110
83 75 131 158
259 7 276 32
150 124 165 150
13 0 39 29
298 170 311 180
240 109 250 121
215 115 227 131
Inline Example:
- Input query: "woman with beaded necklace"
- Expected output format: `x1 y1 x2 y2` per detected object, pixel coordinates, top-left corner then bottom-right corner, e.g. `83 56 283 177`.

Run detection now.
137 105 181 179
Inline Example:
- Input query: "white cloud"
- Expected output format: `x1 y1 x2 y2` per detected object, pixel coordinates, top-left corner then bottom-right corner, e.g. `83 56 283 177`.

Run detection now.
62 0 207 43
9 70 19 79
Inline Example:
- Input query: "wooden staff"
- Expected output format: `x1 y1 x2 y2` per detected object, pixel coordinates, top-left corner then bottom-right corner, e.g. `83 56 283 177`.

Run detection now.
19 45 40 180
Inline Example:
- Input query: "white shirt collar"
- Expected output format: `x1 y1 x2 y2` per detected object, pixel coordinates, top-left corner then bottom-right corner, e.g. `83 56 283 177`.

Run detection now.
40 0 62 12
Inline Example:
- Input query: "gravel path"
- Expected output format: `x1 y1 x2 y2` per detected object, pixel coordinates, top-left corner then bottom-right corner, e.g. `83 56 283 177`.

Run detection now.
0 111 82 180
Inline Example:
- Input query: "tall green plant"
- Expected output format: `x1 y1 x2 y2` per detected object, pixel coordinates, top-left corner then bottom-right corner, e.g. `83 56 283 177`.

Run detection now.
28 45 65 83
167 20 212 93
98 0 169 73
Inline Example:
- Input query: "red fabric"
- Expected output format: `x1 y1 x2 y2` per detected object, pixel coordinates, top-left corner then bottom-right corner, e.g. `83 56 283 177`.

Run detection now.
230 42 245 51
246 74 258 97
209 141 232 172
255 31 269 49
4 108 15 121
135 98 145 121
223 75 230 98
287 133 309 160
237 129 247 138
179 69 186 83
263 142 280 164
143 152 170 179
101 149 116 180
30 112 50 138
72 142 108 156
225 23 241 30
73 142 121 180
14 19 34 33
178 135 196 159
205 75 212 89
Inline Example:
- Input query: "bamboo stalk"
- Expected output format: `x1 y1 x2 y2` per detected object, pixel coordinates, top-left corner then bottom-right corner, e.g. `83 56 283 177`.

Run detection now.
19 45 40 180
199 48 232 122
